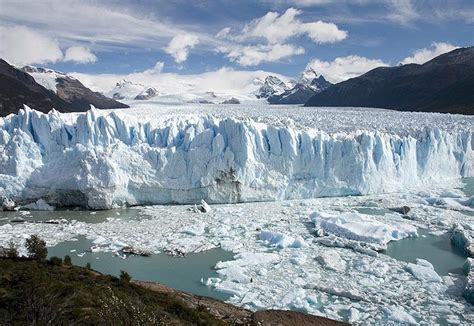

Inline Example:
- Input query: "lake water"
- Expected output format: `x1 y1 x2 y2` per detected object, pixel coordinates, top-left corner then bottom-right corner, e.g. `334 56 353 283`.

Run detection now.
0 207 144 226
373 178 472 275
383 229 467 275
47 236 234 301
2 177 472 304
461 177 474 197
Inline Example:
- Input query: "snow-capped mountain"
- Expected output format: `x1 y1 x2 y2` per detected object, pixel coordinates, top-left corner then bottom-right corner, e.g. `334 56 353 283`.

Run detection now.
21 66 72 93
108 80 159 100
309 75 332 92
268 68 332 104
134 87 159 100
20 65 129 110
299 67 332 92
299 67 319 87
256 75 289 99
306 46 474 114
268 83 317 105
0 60 128 116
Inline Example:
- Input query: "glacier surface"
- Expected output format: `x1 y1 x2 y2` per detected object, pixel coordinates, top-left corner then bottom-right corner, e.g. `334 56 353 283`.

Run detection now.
0 105 473 209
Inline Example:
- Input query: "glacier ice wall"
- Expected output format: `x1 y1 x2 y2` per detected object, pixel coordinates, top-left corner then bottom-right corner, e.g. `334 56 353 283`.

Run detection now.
0 107 473 209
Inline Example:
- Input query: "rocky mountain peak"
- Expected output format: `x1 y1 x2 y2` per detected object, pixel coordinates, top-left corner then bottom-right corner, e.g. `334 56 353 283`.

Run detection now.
256 75 289 99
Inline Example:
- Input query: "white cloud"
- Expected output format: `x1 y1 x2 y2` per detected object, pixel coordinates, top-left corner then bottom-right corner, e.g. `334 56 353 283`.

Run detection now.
260 0 370 7
64 46 97 63
142 61 165 74
219 43 305 66
302 21 348 43
0 25 63 65
386 0 418 25
71 63 292 97
0 1 188 49
0 26 101 66
165 34 200 63
215 7 346 67
400 42 459 65
307 55 388 83
240 8 347 44
215 27 232 39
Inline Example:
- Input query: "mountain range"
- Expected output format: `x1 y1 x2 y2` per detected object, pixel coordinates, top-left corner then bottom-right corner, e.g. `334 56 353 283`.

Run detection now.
1 47 473 116
256 68 332 105
305 47 474 115
268 74 332 104
0 60 128 116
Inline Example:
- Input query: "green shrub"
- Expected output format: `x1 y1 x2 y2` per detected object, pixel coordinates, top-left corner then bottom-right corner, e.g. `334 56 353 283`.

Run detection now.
64 255 72 265
49 256 63 266
119 270 131 283
25 235 48 260
0 258 223 325
6 240 19 258
86 262 91 269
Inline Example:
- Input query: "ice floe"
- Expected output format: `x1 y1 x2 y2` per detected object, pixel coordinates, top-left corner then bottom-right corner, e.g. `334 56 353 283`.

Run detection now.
258 230 306 248
405 259 442 282
311 211 418 250
464 258 474 304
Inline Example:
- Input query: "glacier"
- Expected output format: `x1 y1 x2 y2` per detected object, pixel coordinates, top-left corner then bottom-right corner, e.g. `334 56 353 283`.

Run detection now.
0 105 473 209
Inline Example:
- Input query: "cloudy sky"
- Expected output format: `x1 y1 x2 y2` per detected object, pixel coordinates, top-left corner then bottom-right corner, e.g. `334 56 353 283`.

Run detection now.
0 0 472 83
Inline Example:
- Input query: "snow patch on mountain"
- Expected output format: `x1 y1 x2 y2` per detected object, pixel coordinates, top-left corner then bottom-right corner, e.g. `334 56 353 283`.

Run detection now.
21 66 77 93
255 76 290 98
267 68 332 104
107 80 158 100
299 67 319 86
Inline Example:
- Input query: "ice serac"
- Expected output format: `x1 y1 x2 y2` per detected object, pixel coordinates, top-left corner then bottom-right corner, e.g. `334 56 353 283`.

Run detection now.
0 107 473 209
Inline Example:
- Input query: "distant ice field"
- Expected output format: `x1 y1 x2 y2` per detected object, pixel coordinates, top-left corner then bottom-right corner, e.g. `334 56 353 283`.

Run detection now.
108 102 474 134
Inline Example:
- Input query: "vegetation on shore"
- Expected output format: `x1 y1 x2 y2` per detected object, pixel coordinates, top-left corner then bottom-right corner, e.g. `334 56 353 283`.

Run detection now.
0 236 224 325
0 236 346 325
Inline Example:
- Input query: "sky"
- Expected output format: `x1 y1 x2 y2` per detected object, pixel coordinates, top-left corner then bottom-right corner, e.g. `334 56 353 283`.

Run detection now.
0 0 473 84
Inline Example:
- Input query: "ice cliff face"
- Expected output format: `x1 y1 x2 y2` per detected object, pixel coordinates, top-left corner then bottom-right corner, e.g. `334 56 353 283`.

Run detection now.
0 106 472 209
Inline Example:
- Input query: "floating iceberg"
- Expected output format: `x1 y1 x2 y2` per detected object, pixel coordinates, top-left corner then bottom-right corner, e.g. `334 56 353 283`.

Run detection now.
405 259 442 282
258 230 306 248
0 106 472 209
311 211 418 247
463 258 474 304
451 224 474 256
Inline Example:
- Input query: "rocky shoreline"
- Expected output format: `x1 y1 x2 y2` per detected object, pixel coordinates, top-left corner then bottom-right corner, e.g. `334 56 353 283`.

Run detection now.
135 280 347 325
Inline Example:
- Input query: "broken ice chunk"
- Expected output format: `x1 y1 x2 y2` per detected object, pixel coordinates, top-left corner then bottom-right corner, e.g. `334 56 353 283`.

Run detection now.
405 258 441 282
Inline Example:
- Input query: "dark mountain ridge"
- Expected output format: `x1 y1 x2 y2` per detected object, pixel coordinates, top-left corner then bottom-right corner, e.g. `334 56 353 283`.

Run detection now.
305 47 474 115
0 59 128 117
268 74 332 105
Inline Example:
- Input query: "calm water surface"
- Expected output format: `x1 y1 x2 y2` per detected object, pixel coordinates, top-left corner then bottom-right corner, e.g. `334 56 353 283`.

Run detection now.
48 236 234 301
383 229 467 275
